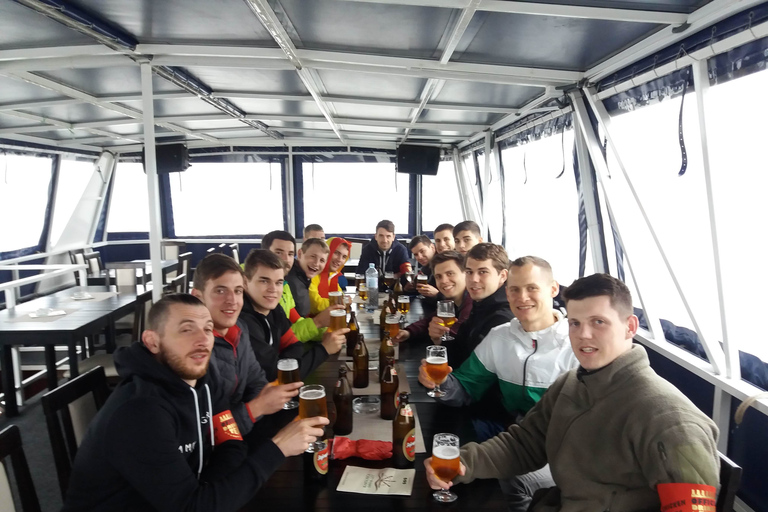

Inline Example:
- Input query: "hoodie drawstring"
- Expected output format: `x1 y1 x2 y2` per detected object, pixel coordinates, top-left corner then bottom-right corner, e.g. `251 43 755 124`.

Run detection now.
190 387 203 478
204 384 214 450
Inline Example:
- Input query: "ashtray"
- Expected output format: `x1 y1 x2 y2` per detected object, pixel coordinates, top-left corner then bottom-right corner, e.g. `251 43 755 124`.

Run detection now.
353 396 380 414
72 292 93 300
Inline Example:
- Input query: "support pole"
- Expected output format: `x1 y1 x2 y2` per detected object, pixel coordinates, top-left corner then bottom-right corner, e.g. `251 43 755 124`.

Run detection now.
452 147 469 221
573 127 608 273
285 147 296 237
141 61 163 304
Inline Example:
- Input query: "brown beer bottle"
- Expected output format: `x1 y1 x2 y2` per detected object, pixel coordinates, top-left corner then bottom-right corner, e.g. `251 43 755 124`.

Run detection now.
392 392 416 468
333 365 353 435
393 279 403 299
379 292 390 340
380 356 399 420
345 311 360 357
303 439 330 483
379 330 395 381
352 334 369 388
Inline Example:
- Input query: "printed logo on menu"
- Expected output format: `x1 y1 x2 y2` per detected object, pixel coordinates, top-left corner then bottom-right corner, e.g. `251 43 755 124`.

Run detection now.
404 429 416 461
314 443 330 474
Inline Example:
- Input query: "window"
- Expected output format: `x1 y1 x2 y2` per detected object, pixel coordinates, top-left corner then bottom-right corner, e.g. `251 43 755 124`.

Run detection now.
301 161 409 234
476 152 505 244
50 159 95 247
421 161 463 232
107 162 150 233
170 162 283 236
0 154 52 253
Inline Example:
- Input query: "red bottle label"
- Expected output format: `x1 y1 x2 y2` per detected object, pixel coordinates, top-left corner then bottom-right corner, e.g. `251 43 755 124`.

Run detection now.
404 429 416 461
314 443 330 474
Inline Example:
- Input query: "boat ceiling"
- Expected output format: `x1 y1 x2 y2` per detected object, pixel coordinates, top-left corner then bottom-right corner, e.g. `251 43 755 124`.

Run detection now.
0 0 728 154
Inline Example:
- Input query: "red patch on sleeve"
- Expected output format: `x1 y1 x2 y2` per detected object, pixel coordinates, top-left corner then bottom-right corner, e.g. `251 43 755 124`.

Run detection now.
212 410 243 445
279 328 299 351
657 483 716 512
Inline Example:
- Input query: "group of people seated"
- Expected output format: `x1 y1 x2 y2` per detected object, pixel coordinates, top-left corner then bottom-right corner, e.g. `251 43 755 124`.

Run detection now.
61 219 721 512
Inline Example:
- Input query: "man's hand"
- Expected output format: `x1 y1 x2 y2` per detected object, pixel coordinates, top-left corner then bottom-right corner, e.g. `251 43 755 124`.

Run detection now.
248 381 303 418
321 328 349 355
417 283 439 298
394 330 411 343
272 416 329 457
424 457 466 490
313 304 345 328
418 358 452 389
428 316 450 342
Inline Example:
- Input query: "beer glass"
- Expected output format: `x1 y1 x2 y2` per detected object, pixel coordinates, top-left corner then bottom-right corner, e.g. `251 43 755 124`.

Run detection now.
384 272 396 292
385 314 400 339
329 290 344 307
299 384 328 453
404 271 416 287
329 309 347 332
437 300 456 342
358 284 368 301
397 295 410 315
416 274 429 299
426 346 449 398
355 274 365 291
277 358 300 410
431 433 461 503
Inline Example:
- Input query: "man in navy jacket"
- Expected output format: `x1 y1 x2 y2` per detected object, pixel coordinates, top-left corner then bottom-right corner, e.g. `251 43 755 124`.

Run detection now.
356 219 411 288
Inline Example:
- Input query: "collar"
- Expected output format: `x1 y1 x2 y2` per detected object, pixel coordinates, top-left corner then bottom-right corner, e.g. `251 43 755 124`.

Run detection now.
214 323 242 348
473 284 509 312
290 263 310 284
508 309 568 347
575 344 649 398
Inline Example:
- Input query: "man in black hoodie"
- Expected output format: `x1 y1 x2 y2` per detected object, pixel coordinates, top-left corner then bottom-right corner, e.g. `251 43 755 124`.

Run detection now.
62 294 327 512
356 219 411 288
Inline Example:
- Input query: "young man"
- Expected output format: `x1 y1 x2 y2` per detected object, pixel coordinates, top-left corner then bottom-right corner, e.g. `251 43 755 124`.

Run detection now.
430 243 514 368
356 219 410 279
426 274 720 512
303 223 325 240
286 237 329 317
408 234 439 298
240 249 346 381
309 236 352 316
191 254 300 436
62 294 326 512
433 223 456 253
453 220 484 256
395 250 471 343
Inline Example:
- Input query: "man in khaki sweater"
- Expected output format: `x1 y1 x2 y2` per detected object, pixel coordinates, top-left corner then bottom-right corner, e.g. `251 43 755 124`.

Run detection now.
425 273 719 512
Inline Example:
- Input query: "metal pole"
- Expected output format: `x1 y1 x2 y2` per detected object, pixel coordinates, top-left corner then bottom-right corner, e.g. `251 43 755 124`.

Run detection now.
286 147 296 237
452 147 469 221
141 61 163 304
481 132 492 240
573 126 608 274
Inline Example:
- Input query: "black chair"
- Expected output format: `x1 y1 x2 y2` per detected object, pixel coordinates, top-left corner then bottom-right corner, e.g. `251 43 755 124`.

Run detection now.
717 452 742 512
178 252 192 293
41 366 110 497
0 425 41 512
165 273 187 295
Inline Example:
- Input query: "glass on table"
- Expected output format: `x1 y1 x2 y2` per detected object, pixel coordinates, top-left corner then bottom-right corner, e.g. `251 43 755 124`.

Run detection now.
416 274 429 299
384 272 396 291
358 284 368 302
328 290 344 307
437 300 456 342
426 345 449 398
431 433 461 503
355 274 365 291
397 295 410 314
277 358 300 410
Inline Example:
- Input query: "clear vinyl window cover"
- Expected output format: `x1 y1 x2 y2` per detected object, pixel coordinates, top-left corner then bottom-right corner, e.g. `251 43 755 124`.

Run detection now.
50 159 94 247
170 162 283 236
0 154 52 253
421 161 464 232
107 162 150 233
301 161 409 234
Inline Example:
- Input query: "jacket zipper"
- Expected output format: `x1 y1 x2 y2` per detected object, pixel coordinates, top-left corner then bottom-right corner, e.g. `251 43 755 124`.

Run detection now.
521 338 538 405
657 441 676 481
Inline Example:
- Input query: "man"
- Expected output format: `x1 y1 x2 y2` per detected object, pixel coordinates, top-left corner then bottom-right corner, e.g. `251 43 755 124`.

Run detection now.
303 223 325 240
62 294 326 512
426 274 720 512
263 230 339 342
408 234 439 299
420 256 579 511
240 249 346 381
434 223 456 253
430 243 514 368
286 237 330 317
309 236 352 316
453 220 484 256
356 219 410 279
191 254 299 436
395 250 471 343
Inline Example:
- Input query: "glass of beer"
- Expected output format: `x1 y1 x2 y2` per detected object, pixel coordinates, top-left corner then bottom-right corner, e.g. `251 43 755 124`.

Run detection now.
277 358 300 409
329 290 344 307
299 384 328 453
431 433 461 503
355 274 365 291
437 300 456 342
385 314 400 339
416 274 429 299
404 271 416 287
384 271 396 291
329 309 347 332
426 346 449 398
397 295 410 315
358 284 368 301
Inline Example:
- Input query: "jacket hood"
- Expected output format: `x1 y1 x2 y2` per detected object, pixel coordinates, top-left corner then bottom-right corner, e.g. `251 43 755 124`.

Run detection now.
114 342 212 395
322 236 352 274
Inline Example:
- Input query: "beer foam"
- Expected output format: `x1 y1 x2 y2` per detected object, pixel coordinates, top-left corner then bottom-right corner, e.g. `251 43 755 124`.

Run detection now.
432 445 460 459
330 309 347 317
277 359 299 371
426 356 448 365
300 389 326 399
437 312 454 318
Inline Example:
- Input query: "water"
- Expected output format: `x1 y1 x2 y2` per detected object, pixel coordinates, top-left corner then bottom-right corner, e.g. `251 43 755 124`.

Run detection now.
365 263 379 312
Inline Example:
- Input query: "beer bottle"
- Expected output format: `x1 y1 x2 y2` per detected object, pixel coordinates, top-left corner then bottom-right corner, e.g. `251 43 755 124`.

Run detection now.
379 330 395 381
303 439 330 483
352 334 369 388
345 311 360 357
392 392 416 468
379 293 390 340
393 278 403 299
333 365 353 435
380 356 399 420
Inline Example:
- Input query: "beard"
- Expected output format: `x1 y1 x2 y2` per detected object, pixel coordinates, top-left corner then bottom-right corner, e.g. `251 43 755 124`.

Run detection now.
159 348 210 382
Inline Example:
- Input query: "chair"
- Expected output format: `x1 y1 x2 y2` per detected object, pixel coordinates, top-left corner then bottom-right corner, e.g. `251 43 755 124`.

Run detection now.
229 243 240 264
0 425 41 512
178 252 192 293
41 366 110 497
165 273 187 295
717 452 742 512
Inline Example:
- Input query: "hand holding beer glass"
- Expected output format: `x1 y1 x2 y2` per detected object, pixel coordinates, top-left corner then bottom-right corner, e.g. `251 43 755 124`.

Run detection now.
425 345 449 398
437 300 456 342
328 309 347 332
428 433 462 503
328 290 344 307
277 358 300 410
299 384 328 453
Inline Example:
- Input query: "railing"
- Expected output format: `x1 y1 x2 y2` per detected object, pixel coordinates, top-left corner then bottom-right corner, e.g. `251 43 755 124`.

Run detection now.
0 264 88 308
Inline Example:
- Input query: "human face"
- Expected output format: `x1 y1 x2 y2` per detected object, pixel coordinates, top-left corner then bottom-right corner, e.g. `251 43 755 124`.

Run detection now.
329 244 349 273
434 229 455 253
245 265 284 315
305 229 325 240
454 230 482 256
375 228 394 251
269 239 295 271
567 295 638 371
506 264 558 332
433 260 466 302
298 245 328 279
192 271 244 335
142 304 214 386
465 257 507 301
411 242 435 267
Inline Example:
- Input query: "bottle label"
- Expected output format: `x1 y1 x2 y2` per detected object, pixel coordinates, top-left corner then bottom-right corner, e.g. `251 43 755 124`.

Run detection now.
314 443 329 474
391 368 397 376
335 380 341 388
403 429 416 461
386 339 393 347
400 404 413 417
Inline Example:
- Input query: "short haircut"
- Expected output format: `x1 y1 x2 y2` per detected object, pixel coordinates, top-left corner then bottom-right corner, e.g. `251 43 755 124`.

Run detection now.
262 230 296 252
431 250 464 270
434 223 454 234
304 224 323 237
563 273 633 318
509 255 553 279
301 238 330 254
453 220 482 237
466 243 509 273
409 235 432 251
376 219 395 234
243 249 284 279
147 293 206 333
193 253 244 292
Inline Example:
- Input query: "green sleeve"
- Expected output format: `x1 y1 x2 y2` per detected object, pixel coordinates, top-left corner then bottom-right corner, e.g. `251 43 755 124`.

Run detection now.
454 352 500 403
291 317 322 343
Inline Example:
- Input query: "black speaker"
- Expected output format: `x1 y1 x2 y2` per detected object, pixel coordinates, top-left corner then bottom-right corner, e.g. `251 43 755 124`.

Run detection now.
396 145 440 175
143 143 189 173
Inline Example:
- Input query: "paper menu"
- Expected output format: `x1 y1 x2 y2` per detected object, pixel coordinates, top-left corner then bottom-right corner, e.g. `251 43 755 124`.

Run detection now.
336 466 416 496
